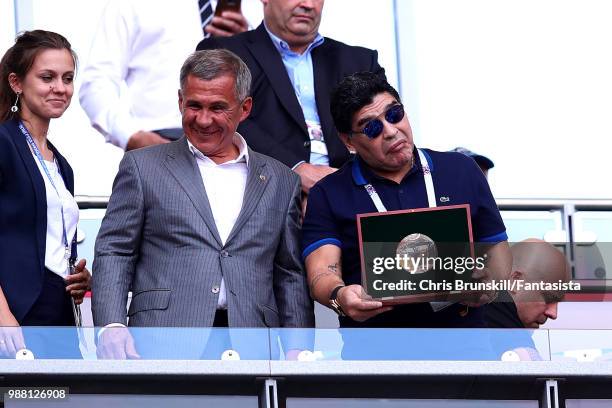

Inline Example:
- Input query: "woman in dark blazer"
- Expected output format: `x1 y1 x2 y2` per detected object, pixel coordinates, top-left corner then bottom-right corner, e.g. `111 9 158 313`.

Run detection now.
0 30 90 358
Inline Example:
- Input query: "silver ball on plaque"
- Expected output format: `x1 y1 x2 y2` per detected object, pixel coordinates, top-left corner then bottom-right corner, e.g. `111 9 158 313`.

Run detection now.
396 233 438 274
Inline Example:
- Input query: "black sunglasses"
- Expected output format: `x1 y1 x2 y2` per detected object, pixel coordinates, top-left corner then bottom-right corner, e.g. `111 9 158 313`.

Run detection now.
350 104 405 139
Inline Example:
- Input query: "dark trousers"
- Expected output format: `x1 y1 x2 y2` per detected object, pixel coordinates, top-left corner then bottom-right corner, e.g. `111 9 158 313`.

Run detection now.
199 309 231 359
19 268 81 359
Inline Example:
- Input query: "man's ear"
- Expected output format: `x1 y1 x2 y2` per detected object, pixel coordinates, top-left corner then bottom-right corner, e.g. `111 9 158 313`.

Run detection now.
509 269 523 294
338 132 356 154
239 96 253 122
177 89 183 113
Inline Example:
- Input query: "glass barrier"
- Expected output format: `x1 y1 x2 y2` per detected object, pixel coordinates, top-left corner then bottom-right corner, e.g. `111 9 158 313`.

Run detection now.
76 208 106 266
1 327 270 361
573 212 612 281
271 328 549 361
573 212 612 241
548 329 612 362
11 327 612 362
500 210 563 242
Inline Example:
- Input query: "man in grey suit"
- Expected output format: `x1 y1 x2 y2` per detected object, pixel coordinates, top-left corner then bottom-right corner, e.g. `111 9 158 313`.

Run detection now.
92 49 314 359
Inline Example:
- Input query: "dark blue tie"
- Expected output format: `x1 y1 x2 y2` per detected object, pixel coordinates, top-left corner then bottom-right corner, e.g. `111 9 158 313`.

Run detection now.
199 0 214 38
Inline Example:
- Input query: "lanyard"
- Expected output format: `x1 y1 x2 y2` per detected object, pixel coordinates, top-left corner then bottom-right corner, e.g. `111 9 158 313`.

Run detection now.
19 121 71 261
364 148 436 212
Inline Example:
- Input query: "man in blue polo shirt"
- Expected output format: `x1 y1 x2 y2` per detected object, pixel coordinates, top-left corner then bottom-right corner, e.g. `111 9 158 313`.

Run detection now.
302 72 510 330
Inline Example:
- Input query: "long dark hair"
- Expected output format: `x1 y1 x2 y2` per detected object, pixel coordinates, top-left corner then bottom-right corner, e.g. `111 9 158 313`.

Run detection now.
0 30 77 122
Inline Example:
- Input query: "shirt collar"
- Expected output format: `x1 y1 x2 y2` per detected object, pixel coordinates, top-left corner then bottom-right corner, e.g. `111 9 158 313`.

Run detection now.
264 22 324 56
187 132 250 166
351 147 423 186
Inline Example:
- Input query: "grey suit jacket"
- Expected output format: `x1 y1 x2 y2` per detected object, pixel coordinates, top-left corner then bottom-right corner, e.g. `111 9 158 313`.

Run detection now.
92 136 314 328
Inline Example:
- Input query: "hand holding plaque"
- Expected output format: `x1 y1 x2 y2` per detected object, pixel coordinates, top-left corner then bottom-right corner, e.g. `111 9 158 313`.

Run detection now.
336 285 393 322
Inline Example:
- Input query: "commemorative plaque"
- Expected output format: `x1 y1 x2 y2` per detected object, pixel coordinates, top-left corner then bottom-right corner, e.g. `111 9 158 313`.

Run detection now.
357 204 479 304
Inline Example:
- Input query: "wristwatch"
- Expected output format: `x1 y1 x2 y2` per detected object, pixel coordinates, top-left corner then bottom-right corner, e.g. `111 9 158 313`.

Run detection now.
329 285 346 317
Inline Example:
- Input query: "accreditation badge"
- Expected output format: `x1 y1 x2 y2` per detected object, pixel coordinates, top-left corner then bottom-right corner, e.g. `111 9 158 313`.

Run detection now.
306 120 328 156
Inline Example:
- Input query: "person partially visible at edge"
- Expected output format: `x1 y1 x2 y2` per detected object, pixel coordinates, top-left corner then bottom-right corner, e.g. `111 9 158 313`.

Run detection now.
79 0 262 152
0 30 91 358
449 147 494 179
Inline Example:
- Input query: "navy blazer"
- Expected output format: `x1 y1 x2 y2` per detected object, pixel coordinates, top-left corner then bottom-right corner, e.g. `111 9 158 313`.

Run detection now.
197 23 385 169
0 118 76 323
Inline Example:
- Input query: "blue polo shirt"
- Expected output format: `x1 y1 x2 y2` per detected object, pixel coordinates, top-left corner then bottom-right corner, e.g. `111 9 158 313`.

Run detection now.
302 148 508 328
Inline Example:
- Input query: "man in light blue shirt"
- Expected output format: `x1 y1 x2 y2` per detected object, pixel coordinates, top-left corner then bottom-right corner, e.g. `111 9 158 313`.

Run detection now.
197 0 385 192
266 27 328 167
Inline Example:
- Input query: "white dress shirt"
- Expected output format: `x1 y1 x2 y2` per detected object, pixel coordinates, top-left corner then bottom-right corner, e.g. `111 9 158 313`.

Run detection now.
32 156 79 278
79 0 263 149
188 133 249 309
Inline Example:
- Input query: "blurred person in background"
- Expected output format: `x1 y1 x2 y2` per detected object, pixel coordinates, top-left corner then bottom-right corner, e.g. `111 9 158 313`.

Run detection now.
449 147 494 179
0 30 91 359
80 0 262 151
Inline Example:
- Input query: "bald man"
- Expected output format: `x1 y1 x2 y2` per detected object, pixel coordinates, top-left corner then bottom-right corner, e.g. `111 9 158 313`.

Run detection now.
484 238 571 329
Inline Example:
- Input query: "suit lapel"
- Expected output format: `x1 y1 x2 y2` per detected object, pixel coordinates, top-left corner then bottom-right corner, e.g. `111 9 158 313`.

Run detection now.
225 150 269 245
312 42 335 143
7 120 47 276
163 138 223 247
312 42 348 164
246 24 308 135
48 141 74 194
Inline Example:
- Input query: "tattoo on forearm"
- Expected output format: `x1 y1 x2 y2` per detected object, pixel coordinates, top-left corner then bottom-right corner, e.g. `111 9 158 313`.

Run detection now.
308 263 342 294
327 263 340 275
309 272 334 294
